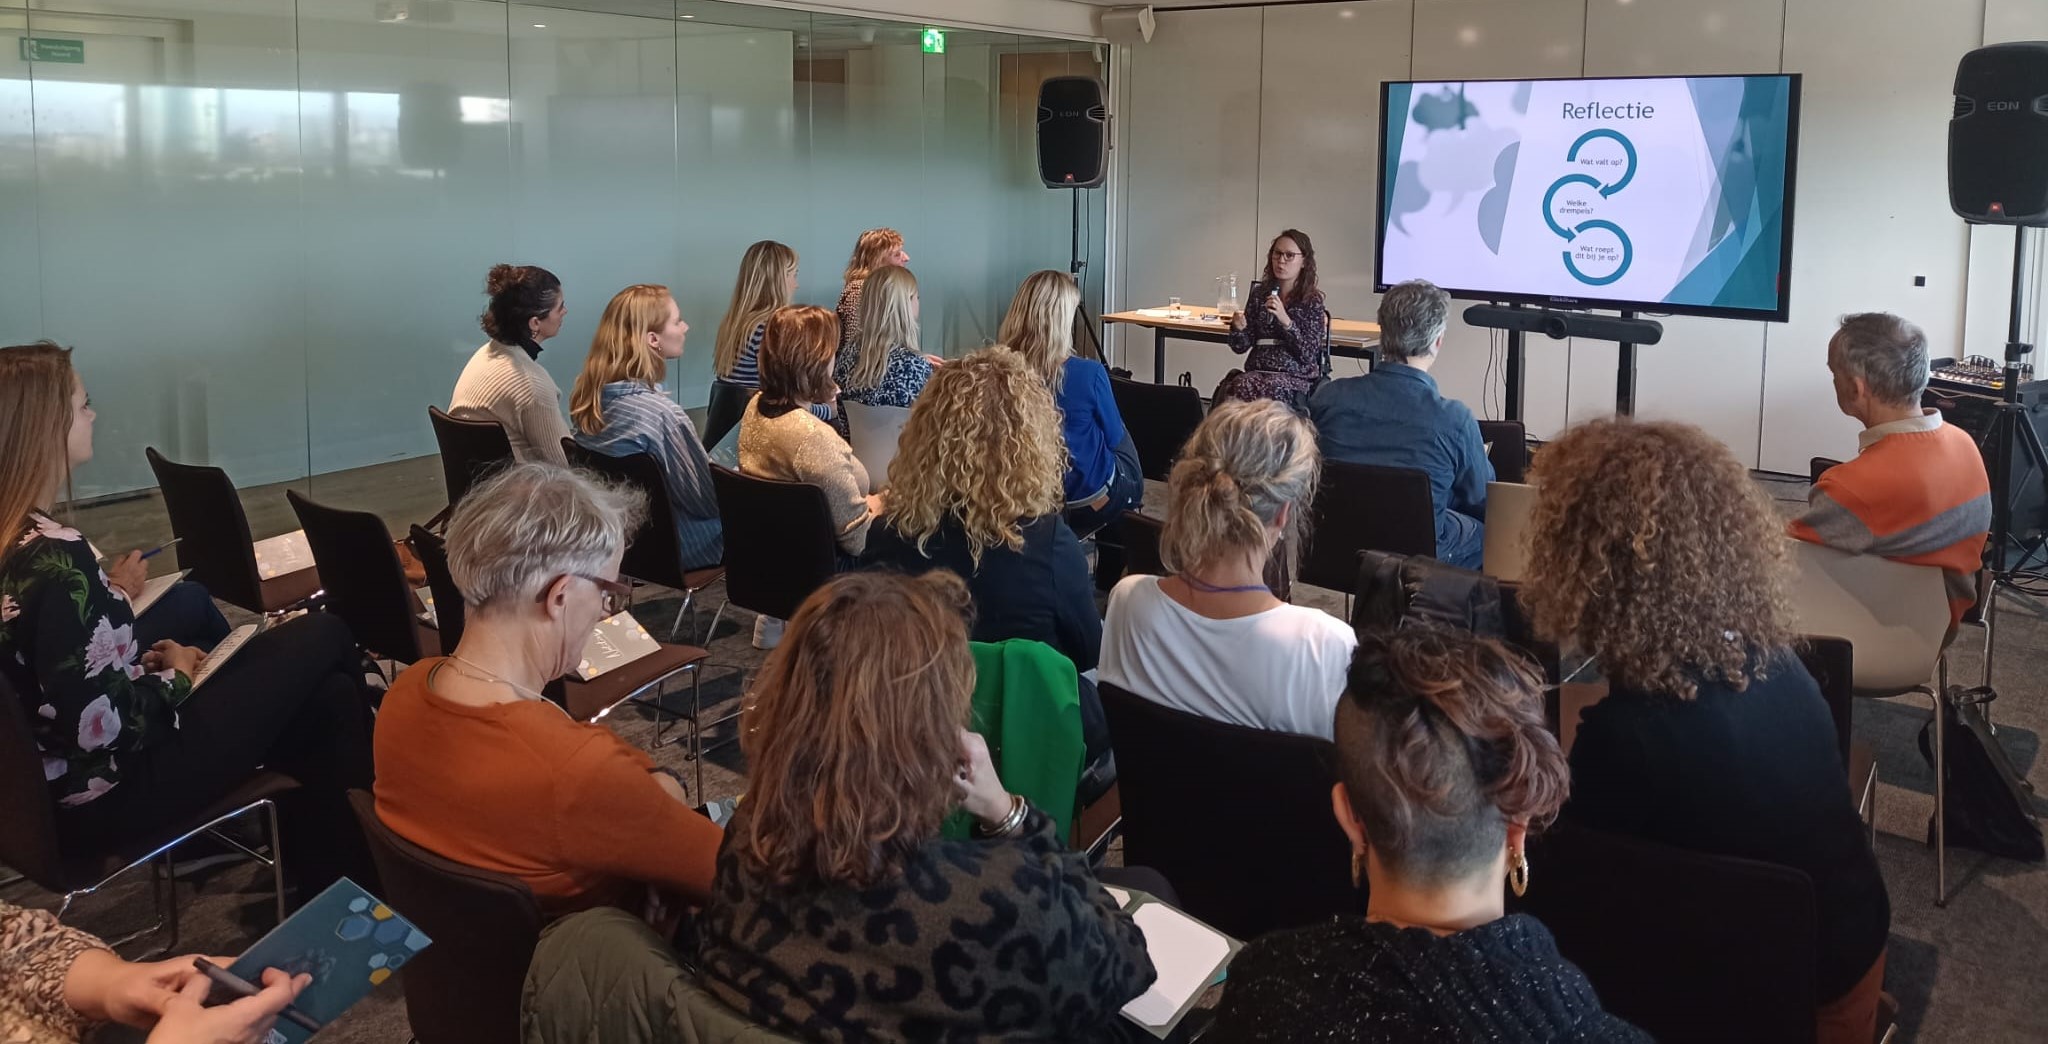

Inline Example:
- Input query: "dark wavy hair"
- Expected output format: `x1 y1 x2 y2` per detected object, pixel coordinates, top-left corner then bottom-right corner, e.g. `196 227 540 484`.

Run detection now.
479 263 562 349
1335 627 1568 883
1261 228 1322 307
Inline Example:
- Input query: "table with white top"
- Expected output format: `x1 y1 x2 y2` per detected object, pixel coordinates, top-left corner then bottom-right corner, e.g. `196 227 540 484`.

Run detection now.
1102 305 1382 385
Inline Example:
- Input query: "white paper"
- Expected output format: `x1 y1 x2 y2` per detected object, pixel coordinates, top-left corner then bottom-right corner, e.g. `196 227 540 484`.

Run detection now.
131 570 191 616
252 530 315 581
575 612 660 680
1105 886 1131 908
1121 903 1231 1027
190 624 260 691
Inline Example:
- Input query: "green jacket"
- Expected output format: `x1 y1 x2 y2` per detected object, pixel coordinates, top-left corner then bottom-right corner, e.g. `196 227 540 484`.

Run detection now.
966 638 1087 840
521 907 797 1044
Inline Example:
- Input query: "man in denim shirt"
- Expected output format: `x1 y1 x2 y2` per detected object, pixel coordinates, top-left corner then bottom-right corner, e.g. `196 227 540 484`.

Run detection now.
1309 279 1493 568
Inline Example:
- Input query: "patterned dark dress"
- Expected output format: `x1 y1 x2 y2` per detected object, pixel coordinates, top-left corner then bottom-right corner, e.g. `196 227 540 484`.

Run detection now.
836 345 934 409
1216 288 1331 411
696 805 1156 1042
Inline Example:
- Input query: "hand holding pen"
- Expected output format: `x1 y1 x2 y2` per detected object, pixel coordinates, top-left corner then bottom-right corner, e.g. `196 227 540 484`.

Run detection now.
157 960 312 1044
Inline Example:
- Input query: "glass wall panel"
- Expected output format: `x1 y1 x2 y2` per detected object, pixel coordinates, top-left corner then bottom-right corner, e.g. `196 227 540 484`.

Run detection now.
0 6 40 340
29 0 308 499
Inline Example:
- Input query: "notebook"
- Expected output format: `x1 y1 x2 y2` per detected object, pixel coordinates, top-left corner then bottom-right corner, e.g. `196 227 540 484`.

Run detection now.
574 612 661 680
131 570 192 616
225 877 430 1044
190 623 260 691
252 530 315 581
1112 890 1241 1038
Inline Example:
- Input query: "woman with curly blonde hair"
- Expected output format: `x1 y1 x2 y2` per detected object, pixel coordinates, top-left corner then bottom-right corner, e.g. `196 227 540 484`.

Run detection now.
866 349 1098 672
1524 418 1889 1044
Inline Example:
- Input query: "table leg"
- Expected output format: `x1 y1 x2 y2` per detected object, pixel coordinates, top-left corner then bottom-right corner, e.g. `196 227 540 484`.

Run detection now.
1154 328 1168 385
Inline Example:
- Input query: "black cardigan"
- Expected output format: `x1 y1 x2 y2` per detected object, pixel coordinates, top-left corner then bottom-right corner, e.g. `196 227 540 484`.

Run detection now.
864 513 1101 672
1210 914 1650 1043
1564 651 1890 1001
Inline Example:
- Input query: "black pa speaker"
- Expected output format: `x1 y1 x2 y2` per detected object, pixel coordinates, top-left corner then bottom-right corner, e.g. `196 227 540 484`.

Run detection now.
1038 76 1107 189
1949 41 2048 225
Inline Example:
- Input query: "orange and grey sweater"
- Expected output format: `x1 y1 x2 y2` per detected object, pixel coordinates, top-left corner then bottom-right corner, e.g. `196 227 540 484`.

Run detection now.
1789 412 1990 623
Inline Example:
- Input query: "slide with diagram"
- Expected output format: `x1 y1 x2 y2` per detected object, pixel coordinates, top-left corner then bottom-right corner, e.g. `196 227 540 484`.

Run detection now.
1379 75 1795 316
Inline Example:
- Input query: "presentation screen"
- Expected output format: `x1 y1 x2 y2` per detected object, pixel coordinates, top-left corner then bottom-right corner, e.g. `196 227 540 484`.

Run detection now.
1376 74 1801 322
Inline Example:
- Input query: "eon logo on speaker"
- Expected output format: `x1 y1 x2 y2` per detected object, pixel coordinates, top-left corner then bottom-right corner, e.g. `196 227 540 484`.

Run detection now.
1987 100 2024 112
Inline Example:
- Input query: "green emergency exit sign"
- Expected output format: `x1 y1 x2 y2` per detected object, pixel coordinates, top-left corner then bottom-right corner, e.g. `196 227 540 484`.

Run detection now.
20 37 85 64
921 27 945 54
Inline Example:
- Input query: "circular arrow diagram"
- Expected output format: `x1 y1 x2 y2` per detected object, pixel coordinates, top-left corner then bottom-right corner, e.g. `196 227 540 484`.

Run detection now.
1567 127 1637 196
1542 174 1604 240
1561 219 1633 285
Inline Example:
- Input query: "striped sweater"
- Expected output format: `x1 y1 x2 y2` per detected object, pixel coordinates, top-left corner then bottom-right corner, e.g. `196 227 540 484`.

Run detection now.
1789 412 1990 623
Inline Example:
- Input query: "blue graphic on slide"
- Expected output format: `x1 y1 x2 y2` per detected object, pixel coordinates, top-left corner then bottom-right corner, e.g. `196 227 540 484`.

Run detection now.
1542 129 1636 285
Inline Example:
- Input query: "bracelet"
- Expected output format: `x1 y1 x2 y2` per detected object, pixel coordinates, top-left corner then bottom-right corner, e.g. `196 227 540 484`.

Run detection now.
976 794 1029 839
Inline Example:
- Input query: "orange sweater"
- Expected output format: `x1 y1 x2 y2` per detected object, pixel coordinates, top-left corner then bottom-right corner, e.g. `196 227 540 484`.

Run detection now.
373 659 721 916
1789 421 1990 624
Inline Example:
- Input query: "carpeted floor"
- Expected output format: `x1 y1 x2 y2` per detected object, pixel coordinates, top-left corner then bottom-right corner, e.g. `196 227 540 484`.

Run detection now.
10 475 2048 1043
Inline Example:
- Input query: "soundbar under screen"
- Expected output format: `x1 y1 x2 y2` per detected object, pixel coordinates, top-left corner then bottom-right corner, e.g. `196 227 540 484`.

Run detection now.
1376 74 1800 322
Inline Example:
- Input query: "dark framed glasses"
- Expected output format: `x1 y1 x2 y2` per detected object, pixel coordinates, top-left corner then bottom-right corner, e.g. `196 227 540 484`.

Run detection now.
542 573 633 616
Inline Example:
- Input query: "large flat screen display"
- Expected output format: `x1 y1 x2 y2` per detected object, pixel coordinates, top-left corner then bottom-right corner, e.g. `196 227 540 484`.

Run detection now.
1376 74 1801 322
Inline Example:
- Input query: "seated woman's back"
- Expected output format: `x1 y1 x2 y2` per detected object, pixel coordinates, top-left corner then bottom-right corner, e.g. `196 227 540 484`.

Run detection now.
1520 418 1889 1024
372 463 721 916
1100 399 1355 739
865 349 1097 669
1211 629 1648 1044
737 305 874 555
695 571 1154 1042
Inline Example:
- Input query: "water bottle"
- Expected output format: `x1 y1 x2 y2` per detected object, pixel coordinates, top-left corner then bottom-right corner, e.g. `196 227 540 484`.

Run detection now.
1217 273 1238 318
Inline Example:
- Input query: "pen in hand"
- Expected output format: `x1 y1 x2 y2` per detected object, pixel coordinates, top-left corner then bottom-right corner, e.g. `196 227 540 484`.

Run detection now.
191 958 322 1033
141 537 183 560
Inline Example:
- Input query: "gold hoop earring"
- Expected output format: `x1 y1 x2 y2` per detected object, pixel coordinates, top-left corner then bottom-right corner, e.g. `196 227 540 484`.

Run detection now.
1350 849 1365 889
1508 849 1530 898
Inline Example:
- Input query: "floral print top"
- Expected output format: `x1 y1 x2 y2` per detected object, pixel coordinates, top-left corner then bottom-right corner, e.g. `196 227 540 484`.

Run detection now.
834 344 933 409
0 513 192 807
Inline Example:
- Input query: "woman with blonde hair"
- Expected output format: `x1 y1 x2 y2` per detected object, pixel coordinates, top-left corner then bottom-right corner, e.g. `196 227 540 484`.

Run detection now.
835 227 910 356
1100 398 1356 739
1524 418 1888 1044
998 270 1140 535
0 343 374 899
712 240 796 388
695 570 1156 1041
568 284 721 569
836 264 935 408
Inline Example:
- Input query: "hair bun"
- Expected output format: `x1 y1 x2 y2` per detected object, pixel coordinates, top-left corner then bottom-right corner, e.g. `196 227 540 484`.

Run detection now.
485 263 520 295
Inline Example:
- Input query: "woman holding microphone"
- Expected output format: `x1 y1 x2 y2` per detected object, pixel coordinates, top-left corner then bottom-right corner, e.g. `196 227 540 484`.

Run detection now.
1216 229 1330 413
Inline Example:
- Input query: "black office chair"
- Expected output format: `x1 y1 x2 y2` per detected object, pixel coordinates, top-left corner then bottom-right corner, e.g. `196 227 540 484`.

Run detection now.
408 525 466 650
1119 511 1166 578
1299 459 1436 593
1511 819 1819 1044
349 791 541 1044
146 447 320 614
287 491 432 664
702 381 755 450
561 440 726 641
427 406 515 514
1796 635 1878 839
1109 375 1206 481
1478 419 1529 484
707 465 839 627
1099 681 1359 940
0 673 293 952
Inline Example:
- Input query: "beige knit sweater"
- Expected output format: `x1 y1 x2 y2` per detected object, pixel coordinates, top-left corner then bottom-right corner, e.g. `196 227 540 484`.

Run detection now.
449 340 572 465
737 399 873 555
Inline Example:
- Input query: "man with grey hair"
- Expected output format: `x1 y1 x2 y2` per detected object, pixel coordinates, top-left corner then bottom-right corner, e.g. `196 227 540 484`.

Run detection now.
1790 312 1990 624
1309 279 1493 568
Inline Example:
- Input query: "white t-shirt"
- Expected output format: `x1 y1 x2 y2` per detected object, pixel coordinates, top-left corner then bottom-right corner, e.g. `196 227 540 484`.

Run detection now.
1099 574 1358 740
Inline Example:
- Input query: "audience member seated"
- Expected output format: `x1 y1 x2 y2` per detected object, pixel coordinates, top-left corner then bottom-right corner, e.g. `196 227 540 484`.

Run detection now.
695 570 1156 1042
1000 270 1140 536
373 463 722 917
865 348 1109 758
1522 418 1891 1044
451 263 572 465
569 284 722 570
1214 229 1332 412
713 240 797 390
1 898 310 1044
835 264 935 408
1790 311 1990 624
1100 399 1356 739
1309 278 1492 569
1211 628 1648 1044
835 228 910 359
1 343 376 898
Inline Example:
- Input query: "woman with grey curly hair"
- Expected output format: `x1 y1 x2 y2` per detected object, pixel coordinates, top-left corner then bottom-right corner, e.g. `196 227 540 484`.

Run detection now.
372 462 722 916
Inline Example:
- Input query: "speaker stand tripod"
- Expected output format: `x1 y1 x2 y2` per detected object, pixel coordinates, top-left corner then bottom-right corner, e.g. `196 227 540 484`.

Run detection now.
1067 187 1106 363
1977 225 2048 691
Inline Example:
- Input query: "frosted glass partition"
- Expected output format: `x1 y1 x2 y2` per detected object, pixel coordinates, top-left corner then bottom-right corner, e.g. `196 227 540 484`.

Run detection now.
0 0 1106 500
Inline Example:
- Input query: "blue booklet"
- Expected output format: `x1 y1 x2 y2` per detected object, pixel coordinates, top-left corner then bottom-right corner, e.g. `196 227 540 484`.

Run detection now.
225 877 431 1043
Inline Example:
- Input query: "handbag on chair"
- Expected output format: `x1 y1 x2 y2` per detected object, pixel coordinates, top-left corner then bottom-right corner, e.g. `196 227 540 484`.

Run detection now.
1917 689 2044 862
1351 550 1506 639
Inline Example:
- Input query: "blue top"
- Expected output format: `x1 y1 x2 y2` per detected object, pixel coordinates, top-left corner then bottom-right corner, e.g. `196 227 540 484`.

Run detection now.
574 381 724 569
1309 363 1493 550
1056 356 1128 505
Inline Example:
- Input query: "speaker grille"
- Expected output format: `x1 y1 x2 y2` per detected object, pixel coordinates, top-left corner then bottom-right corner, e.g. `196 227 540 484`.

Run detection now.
1954 95 1976 119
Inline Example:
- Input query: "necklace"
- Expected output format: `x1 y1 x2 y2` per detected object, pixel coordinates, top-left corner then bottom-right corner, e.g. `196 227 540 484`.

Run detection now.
441 655 571 719
1177 572 1270 595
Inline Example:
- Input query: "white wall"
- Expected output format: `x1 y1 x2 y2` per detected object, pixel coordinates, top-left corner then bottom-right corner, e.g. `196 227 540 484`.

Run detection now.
1112 0 2027 473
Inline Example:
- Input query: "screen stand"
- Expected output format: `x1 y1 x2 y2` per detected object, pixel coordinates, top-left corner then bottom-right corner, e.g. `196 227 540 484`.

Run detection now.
1463 303 1664 422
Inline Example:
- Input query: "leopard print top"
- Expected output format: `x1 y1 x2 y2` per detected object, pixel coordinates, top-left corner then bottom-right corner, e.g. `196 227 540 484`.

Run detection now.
696 806 1156 1042
1 901 104 1044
